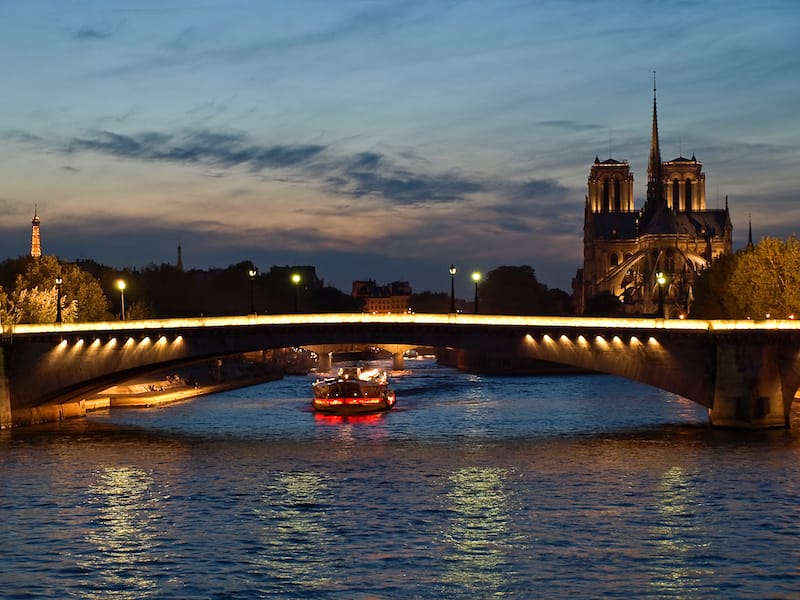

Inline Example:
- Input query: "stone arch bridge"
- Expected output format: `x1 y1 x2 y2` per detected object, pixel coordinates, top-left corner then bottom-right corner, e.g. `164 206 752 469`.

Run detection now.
2 314 799 429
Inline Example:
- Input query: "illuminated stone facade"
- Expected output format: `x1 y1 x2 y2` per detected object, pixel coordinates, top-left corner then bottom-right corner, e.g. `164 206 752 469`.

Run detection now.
353 280 411 314
574 87 732 316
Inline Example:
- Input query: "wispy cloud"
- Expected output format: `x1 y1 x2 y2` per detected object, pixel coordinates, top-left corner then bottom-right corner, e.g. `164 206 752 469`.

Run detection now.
74 26 114 41
55 128 487 206
64 129 326 170
537 120 605 132
327 151 484 205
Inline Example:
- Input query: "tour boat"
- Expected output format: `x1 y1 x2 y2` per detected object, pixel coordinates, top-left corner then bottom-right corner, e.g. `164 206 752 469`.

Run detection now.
311 366 396 415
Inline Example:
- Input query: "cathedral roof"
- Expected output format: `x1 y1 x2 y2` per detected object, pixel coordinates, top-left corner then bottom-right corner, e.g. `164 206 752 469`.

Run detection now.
589 207 730 241
675 210 730 238
641 206 730 238
641 203 680 235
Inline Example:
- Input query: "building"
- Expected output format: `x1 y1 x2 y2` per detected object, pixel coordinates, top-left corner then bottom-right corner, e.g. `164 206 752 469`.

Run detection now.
573 83 732 317
352 280 412 314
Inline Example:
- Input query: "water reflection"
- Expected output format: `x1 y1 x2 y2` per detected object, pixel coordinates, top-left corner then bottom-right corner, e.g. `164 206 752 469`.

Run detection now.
442 466 511 594
82 466 160 599
252 471 334 594
648 465 711 596
313 412 390 455
7 361 799 598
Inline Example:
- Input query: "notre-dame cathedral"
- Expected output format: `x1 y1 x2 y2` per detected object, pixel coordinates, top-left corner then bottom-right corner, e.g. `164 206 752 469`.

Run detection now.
573 84 733 317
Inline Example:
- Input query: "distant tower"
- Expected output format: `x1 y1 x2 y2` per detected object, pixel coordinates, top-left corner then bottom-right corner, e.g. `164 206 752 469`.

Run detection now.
30 205 42 258
176 244 184 271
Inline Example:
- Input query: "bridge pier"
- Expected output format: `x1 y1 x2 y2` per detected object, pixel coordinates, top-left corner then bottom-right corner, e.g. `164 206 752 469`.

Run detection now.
1 345 11 429
318 352 332 373
709 342 792 429
392 352 404 370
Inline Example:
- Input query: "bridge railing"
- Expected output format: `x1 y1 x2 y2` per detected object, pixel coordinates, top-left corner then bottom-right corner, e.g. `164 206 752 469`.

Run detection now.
4 313 800 338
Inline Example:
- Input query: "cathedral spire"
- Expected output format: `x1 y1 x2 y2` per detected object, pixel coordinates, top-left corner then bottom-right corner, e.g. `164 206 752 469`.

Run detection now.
746 214 755 251
30 205 42 258
646 71 664 209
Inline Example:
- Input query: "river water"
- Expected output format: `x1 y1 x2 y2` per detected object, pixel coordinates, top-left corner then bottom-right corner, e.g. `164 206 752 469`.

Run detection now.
2 357 800 599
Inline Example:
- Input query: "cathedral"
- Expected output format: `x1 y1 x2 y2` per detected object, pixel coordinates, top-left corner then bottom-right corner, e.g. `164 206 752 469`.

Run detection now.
573 84 733 317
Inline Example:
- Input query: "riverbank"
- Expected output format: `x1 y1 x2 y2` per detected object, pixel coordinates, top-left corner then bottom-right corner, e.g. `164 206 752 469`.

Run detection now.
9 354 294 428
98 372 283 409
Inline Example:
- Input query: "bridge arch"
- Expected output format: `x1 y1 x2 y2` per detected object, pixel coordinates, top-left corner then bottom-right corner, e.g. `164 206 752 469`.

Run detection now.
3 314 800 429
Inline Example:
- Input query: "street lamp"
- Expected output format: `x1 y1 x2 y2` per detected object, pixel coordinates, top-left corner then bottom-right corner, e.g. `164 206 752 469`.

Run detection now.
291 273 301 312
656 272 666 318
55 275 63 323
248 268 257 314
471 271 481 314
449 265 457 313
116 279 126 321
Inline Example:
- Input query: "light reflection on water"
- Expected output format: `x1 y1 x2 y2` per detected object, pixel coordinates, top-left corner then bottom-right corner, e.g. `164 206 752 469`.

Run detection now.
442 467 511 595
647 465 710 597
2 358 800 598
83 466 160 599
253 471 335 593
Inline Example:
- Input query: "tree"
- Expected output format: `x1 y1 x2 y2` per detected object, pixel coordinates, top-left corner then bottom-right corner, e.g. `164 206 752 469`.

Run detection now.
691 252 739 318
729 236 800 319
692 236 800 319
6 286 78 324
410 291 449 313
584 291 623 316
1 255 109 323
480 265 569 315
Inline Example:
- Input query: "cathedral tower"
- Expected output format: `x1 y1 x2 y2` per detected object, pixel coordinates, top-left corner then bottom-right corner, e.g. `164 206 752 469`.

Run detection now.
587 157 635 214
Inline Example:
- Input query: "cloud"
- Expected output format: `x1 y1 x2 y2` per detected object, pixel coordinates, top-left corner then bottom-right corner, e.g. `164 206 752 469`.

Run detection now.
327 151 485 205
57 128 487 206
1 130 43 144
74 26 113 41
511 179 568 201
64 129 326 170
536 120 605 132
93 2 419 79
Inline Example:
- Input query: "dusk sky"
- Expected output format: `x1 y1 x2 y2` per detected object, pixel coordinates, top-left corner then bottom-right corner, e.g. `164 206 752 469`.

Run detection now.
1 1 798 298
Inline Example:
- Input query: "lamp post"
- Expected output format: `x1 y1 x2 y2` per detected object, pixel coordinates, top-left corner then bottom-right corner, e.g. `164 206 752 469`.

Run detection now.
55 275 63 323
449 264 456 313
656 271 666 318
471 271 481 314
116 279 126 321
248 268 257 314
291 273 301 313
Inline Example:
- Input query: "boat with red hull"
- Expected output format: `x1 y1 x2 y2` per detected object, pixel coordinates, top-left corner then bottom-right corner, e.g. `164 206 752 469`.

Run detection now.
312 367 396 415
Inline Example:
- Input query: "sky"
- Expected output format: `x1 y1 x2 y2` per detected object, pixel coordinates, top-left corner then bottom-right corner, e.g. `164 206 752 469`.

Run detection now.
1 0 798 298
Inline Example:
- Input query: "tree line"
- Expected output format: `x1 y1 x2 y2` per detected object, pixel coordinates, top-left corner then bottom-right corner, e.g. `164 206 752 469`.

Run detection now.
0 257 573 324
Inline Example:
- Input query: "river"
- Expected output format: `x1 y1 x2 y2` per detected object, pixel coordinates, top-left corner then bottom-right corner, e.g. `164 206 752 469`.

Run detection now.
2 357 800 599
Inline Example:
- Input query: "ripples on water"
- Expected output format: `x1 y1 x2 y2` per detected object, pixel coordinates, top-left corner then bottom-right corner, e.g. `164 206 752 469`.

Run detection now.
2 358 800 599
